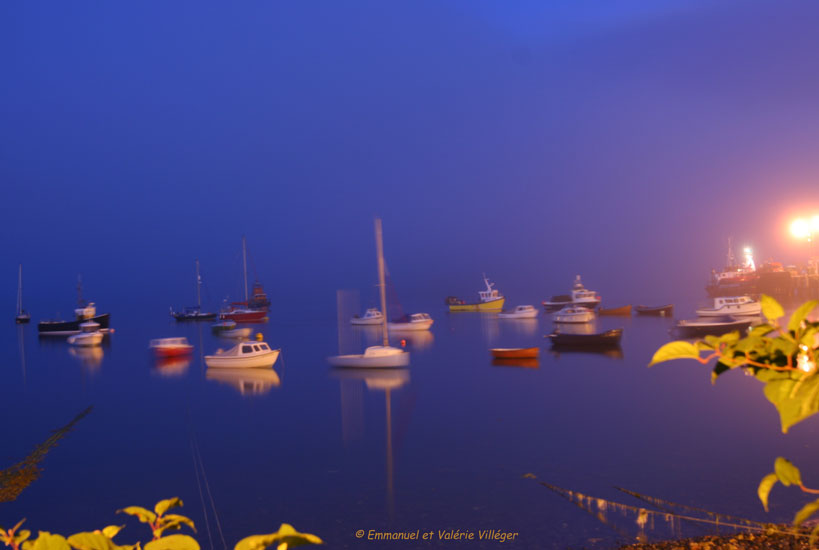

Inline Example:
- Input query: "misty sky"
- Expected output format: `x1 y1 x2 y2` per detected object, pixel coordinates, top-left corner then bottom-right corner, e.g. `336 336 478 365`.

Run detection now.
3 1 819 316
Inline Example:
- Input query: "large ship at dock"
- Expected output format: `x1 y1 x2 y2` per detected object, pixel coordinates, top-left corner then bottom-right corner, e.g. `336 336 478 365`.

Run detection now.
705 240 794 297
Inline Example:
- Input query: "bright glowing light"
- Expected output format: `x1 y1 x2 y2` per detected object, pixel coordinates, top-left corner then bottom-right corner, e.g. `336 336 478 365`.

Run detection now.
743 247 751 255
792 218 811 239
797 345 816 373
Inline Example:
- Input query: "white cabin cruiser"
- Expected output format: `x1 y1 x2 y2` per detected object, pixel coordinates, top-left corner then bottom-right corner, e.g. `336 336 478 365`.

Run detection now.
695 296 761 317
67 322 104 347
388 313 434 331
351 308 384 326
498 305 539 319
543 275 601 311
204 337 280 368
553 305 595 324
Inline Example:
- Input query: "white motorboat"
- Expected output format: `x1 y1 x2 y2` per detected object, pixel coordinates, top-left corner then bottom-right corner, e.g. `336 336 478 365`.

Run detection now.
351 308 384 326
204 338 280 368
553 305 595 324
388 313 434 331
328 218 409 368
695 296 761 317
67 322 104 347
498 305 539 319
543 275 601 311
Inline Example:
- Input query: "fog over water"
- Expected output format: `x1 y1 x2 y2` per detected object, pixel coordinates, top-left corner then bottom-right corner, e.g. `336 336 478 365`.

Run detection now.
3 1 819 548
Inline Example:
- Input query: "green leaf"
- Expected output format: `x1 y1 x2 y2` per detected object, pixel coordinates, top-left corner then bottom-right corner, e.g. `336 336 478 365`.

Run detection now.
757 473 778 512
800 327 819 348
26 533 71 550
100 527 124 541
761 295 785 322
144 535 199 550
154 499 183 518
788 300 818 333
749 324 776 337
67 533 117 550
649 341 701 366
764 373 819 433
234 525 323 550
117 508 156 525
794 498 819 526
774 457 802 486
158 516 195 534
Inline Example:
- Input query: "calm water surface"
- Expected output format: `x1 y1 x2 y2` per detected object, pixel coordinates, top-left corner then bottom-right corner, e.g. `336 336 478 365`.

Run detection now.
2 295 818 549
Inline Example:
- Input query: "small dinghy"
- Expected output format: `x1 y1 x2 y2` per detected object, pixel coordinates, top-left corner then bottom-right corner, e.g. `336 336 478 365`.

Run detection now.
490 347 540 359
635 304 673 316
351 308 384 326
150 337 193 357
598 305 632 316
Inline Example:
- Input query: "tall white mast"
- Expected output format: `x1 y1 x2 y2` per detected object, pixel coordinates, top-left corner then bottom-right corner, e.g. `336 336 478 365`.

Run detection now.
17 264 22 316
195 259 202 309
375 218 389 347
242 236 248 303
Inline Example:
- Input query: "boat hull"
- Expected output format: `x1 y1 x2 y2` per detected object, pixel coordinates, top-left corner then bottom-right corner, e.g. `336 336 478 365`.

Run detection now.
675 320 752 338
15 315 31 324
153 346 194 358
204 349 280 368
543 299 600 312
490 347 540 359
219 309 268 323
547 329 623 349
598 305 632 316
448 297 505 312
173 312 217 321
388 319 434 331
695 305 761 317
351 317 383 325
328 346 410 368
634 305 673 316
497 309 539 319
38 313 111 335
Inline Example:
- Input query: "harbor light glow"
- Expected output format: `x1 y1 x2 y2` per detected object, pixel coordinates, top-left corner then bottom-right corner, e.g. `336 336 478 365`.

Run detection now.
790 217 819 241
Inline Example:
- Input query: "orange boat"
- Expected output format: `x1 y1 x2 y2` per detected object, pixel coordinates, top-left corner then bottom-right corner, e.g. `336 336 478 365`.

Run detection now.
490 347 540 359
599 305 632 316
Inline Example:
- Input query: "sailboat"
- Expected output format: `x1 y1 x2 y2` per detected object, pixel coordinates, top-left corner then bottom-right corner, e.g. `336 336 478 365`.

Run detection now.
172 260 217 321
219 236 269 323
15 264 30 324
328 219 410 368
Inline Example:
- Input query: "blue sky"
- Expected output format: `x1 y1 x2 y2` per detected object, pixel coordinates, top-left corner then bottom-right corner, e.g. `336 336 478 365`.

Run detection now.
3 1 819 316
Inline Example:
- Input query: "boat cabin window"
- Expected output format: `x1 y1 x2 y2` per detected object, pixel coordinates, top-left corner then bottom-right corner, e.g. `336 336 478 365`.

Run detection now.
259 344 269 350
253 345 261 351
242 345 253 354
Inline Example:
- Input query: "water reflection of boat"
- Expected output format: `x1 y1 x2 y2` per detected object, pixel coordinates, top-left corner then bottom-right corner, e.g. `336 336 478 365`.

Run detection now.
153 356 192 377
397 330 434 351
491 357 540 368
69 346 103 369
206 367 281 395
549 347 624 360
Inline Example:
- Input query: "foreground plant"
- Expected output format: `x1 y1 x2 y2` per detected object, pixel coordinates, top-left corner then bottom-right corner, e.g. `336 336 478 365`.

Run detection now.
0 498 321 550
650 295 819 544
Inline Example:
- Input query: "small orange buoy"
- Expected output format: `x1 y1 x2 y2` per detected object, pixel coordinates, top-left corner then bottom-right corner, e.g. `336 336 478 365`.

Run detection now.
400 339 407 347
255 332 263 341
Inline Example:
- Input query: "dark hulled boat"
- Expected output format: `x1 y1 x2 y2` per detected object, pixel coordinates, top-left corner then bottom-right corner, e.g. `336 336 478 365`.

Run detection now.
674 316 752 338
546 328 623 349
634 304 674 316
39 303 111 335
172 260 217 321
